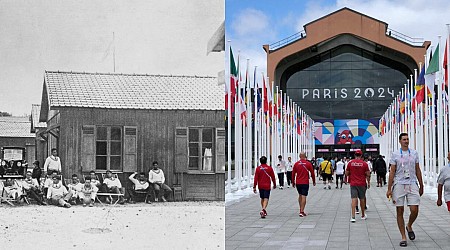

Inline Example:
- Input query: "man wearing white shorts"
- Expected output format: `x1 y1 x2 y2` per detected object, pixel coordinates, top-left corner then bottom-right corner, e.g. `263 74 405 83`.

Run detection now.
386 133 424 247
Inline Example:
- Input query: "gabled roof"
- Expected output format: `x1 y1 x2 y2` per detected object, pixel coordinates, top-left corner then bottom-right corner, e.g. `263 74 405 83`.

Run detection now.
303 7 387 28
0 116 35 138
30 104 46 132
42 71 223 112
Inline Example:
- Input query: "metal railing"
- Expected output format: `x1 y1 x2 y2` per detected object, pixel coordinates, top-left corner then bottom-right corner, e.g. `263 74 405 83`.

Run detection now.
269 30 307 51
386 28 424 46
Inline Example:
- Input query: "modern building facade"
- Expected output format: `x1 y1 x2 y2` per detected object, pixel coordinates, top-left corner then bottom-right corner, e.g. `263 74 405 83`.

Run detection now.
264 8 430 157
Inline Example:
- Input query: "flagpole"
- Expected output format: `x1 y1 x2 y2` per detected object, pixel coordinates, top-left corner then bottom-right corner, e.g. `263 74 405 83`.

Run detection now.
226 42 232 195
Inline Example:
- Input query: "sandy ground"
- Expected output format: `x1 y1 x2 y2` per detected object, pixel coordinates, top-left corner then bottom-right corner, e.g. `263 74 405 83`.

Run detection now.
0 201 224 250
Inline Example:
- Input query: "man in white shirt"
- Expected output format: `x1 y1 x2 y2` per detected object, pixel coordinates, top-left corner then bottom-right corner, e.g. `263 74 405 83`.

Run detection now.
286 156 293 188
335 159 345 189
149 161 172 202
67 174 84 205
128 172 151 203
103 170 124 204
276 155 286 189
43 148 62 175
47 175 72 208
22 171 47 205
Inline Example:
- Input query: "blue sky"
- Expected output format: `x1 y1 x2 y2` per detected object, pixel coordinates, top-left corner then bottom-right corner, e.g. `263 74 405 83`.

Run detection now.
226 0 450 80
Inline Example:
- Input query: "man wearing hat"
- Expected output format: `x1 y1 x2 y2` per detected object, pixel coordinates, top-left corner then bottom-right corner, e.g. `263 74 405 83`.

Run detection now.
345 149 370 223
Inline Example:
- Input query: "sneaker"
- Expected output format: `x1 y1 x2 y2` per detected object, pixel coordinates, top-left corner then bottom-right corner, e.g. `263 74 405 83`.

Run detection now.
287 186 290 188
280 186 284 190
64 203 71 208
356 210 360 214
300 212 307 217
323 186 327 189
365 205 369 210
83 203 87 207
260 210 266 218
89 203 94 207
262 209 267 216
155 198 159 202
350 217 356 223
340 187 343 190
328 186 331 190
361 215 367 220
299 212 305 217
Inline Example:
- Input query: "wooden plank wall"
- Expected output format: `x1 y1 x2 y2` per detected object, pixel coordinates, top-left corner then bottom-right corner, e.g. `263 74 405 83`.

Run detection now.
59 108 224 189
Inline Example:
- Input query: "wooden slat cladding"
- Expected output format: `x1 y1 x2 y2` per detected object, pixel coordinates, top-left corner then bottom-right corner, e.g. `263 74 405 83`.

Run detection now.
57 108 224 193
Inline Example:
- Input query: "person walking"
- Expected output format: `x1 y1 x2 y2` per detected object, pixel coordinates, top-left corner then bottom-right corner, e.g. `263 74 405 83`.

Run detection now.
292 152 316 217
346 149 370 223
253 156 276 219
276 155 286 189
386 133 424 247
437 151 450 213
374 155 387 187
335 158 345 189
320 157 333 189
286 156 293 188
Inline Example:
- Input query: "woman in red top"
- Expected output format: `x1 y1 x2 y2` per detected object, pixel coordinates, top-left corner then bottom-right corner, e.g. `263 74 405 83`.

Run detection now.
292 152 316 217
253 156 276 218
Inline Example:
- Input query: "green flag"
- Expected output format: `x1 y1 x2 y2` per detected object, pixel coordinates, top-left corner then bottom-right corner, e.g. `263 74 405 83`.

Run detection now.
426 44 439 75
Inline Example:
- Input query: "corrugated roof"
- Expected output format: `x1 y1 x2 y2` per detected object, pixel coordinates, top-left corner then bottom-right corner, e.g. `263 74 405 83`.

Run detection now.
31 104 46 130
0 117 35 138
44 71 224 111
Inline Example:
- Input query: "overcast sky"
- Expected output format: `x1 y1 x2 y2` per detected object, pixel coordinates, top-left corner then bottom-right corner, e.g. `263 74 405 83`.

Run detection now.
0 0 224 116
226 0 450 84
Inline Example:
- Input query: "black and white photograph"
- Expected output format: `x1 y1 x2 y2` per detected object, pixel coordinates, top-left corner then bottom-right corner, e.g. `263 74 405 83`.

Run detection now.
0 0 225 249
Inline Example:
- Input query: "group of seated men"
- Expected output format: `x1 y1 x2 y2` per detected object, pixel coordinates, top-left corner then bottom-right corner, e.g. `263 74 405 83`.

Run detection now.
1 161 172 208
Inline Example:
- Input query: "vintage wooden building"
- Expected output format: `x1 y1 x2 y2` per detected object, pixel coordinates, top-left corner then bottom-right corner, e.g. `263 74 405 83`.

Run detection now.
39 71 225 200
31 104 47 167
0 116 35 164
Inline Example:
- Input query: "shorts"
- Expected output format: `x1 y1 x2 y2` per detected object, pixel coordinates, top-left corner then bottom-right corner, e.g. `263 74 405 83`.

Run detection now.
447 201 450 212
259 189 271 199
350 186 367 199
321 173 332 181
296 184 309 196
392 183 420 206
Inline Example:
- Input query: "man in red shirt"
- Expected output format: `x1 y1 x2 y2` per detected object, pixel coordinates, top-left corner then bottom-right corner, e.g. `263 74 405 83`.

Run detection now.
292 152 316 217
253 156 276 218
346 149 371 222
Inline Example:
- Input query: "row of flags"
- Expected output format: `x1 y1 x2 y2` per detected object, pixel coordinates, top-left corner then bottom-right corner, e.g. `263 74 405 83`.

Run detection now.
225 46 315 192
380 32 450 189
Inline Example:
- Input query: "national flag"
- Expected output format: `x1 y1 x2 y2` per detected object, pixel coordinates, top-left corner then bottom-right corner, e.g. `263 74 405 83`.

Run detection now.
225 47 237 113
415 65 426 103
425 44 439 96
400 93 406 114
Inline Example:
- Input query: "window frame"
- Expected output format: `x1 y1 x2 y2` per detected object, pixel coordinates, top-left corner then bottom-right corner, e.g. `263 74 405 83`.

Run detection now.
187 127 215 173
95 126 123 171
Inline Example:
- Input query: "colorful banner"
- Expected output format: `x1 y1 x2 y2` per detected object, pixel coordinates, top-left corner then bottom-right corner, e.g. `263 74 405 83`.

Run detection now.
314 119 379 145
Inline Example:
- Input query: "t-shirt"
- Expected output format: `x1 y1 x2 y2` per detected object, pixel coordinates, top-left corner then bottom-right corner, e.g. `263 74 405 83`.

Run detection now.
320 160 333 174
389 149 419 185
335 161 345 175
437 164 450 202
286 161 293 172
346 159 369 187
276 160 286 173
253 164 276 190
292 159 315 185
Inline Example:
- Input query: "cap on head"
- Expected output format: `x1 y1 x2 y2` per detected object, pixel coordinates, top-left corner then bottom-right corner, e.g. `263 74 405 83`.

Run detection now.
355 149 363 156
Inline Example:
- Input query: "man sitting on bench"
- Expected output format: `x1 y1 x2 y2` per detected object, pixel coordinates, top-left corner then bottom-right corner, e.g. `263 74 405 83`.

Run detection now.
47 175 72 208
103 170 124 204
128 172 151 203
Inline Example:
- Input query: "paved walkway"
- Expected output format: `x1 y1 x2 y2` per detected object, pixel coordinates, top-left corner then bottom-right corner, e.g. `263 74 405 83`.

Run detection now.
226 179 450 250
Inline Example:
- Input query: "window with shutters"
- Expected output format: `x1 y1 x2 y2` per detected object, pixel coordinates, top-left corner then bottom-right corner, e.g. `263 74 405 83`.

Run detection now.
95 126 122 171
188 127 214 172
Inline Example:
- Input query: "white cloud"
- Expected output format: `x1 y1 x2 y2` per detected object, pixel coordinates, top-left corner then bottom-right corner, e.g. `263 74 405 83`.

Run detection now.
232 8 270 37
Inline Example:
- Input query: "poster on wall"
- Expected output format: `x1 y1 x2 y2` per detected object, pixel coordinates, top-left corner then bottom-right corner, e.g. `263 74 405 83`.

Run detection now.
314 119 379 145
